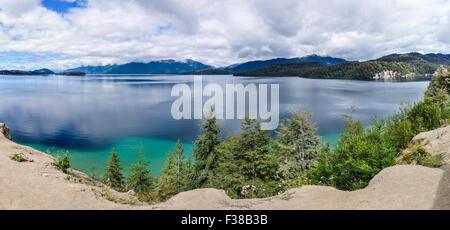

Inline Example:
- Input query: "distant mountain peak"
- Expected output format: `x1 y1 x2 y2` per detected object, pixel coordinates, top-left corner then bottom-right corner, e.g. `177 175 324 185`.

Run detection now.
65 59 213 74
303 54 321 57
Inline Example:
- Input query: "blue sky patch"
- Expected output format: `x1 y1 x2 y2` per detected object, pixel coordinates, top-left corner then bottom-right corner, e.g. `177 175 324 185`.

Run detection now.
158 22 173 32
42 0 87 14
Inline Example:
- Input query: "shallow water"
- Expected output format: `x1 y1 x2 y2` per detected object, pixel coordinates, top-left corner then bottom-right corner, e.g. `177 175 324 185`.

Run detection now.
0 74 429 176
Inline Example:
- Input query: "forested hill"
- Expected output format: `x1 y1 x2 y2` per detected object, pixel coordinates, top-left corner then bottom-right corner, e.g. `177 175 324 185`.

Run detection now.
179 68 236 75
66 59 213 74
178 54 346 75
230 55 346 72
376 52 450 64
235 53 449 80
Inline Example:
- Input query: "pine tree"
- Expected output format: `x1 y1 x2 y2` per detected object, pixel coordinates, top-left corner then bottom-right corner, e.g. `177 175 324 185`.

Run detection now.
238 117 273 182
127 146 154 200
214 117 278 198
190 112 221 189
103 148 125 191
155 139 188 201
272 110 321 189
172 139 187 190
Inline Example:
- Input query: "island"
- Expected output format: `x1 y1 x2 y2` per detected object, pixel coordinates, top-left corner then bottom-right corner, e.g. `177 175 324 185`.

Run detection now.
0 69 86 76
0 69 55 75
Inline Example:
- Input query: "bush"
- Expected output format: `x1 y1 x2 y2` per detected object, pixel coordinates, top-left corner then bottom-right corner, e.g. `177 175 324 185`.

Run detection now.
52 154 71 173
407 98 441 133
399 142 442 168
386 118 415 150
425 70 450 120
310 117 397 190
386 98 442 151
417 154 442 168
11 154 27 162
425 70 449 98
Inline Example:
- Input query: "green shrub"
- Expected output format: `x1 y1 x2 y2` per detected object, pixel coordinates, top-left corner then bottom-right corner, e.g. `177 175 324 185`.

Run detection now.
424 70 449 98
417 154 442 168
52 154 71 173
386 97 442 151
310 117 397 191
440 97 450 120
407 97 441 133
386 118 415 150
398 142 442 168
11 154 27 162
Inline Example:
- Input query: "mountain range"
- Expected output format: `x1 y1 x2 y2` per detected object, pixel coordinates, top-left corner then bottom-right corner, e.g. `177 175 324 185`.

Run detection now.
66 59 213 74
65 55 346 75
1 53 448 80
236 53 450 80
229 55 346 72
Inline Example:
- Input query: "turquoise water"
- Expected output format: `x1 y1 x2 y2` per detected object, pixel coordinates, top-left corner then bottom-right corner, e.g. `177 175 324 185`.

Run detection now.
321 133 341 145
0 74 429 177
20 137 194 177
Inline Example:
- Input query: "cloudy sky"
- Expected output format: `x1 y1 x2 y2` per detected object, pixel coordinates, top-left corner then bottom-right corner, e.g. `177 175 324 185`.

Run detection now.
0 0 449 70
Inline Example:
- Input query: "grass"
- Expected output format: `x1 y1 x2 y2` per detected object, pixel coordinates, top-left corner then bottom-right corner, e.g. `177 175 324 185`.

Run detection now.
100 187 139 205
399 142 442 168
280 193 293 200
52 154 71 173
11 154 27 162
417 154 442 168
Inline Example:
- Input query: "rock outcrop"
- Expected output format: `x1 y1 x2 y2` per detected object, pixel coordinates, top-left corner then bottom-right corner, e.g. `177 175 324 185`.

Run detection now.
410 124 450 165
0 123 11 140
152 165 447 210
373 71 415 80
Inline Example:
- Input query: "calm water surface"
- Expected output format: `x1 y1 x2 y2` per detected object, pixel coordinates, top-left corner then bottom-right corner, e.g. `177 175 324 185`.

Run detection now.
0 74 429 176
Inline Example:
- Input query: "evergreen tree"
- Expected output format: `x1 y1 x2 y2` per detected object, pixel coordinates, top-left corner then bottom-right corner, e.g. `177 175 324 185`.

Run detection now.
155 139 188 201
238 117 273 183
127 146 154 200
214 117 278 198
272 110 321 189
103 148 125 191
190 112 221 188
172 139 188 190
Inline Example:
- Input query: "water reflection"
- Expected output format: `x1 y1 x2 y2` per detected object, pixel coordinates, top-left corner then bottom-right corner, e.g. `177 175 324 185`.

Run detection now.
0 74 429 150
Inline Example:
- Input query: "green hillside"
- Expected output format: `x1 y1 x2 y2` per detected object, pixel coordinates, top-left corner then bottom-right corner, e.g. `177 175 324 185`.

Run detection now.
236 53 448 80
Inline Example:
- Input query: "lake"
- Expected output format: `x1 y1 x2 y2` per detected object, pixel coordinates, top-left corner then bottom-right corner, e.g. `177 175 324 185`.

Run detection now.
0 74 429 176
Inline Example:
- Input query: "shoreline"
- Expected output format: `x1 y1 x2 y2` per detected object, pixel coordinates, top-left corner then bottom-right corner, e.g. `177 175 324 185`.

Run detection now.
1 123 448 210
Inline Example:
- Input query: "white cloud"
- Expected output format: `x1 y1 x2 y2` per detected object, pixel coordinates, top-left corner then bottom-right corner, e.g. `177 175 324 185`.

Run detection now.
0 0 449 70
